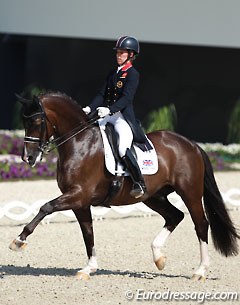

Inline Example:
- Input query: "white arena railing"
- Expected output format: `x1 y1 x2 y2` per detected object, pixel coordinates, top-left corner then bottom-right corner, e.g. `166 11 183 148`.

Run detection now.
0 190 239 223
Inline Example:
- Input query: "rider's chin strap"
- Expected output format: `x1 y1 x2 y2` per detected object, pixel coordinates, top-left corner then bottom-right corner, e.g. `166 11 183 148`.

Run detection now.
119 51 135 67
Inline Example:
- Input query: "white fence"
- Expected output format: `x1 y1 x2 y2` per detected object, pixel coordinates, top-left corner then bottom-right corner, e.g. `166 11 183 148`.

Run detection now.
0 190 239 223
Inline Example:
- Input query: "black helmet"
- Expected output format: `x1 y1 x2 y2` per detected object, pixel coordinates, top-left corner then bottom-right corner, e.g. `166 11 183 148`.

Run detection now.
114 36 140 55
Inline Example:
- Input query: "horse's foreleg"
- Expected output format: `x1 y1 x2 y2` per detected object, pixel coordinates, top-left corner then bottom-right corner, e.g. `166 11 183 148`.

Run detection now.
151 227 171 270
144 196 184 271
9 191 82 251
73 207 98 280
9 201 53 251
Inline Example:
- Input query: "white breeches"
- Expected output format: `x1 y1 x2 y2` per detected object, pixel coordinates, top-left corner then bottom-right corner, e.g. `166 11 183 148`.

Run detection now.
98 112 133 157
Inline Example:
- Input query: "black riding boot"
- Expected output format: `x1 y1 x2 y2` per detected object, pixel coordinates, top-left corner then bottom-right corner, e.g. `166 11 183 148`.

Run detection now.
122 148 147 198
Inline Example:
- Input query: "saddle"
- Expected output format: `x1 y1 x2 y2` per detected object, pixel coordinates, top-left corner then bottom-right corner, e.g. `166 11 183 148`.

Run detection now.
101 123 158 177
88 113 158 207
105 123 153 162
98 123 158 207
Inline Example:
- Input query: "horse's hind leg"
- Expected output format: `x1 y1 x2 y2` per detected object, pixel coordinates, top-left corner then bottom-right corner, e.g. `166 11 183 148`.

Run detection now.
182 196 210 281
144 194 184 271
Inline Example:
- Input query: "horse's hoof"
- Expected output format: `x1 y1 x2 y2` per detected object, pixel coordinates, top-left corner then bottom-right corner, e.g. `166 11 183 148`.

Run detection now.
154 255 166 270
75 271 90 280
9 239 27 251
191 274 206 282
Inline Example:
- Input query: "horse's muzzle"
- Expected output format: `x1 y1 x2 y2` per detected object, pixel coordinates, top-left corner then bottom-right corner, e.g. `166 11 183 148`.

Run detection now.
22 148 42 167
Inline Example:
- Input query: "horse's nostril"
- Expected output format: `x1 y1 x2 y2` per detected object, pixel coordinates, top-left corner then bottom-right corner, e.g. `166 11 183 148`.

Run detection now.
27 155 33 162
27 155 35 167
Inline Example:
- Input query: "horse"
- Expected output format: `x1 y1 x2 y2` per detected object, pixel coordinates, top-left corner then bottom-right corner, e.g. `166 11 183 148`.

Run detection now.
10 92 239 281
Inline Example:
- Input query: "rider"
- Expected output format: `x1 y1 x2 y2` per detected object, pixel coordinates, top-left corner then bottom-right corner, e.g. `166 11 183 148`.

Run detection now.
83 36 147 199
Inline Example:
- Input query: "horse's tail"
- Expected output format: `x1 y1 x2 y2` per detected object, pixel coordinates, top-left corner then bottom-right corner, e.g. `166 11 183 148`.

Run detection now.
198 145 240 256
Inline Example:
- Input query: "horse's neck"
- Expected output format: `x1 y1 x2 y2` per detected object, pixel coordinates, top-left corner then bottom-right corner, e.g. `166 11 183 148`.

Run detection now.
44 97 85 133
57 125 102 156
44 97 99 151
54 108 87 136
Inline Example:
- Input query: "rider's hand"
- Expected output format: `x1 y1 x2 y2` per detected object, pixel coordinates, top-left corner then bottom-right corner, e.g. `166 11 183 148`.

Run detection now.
82 106 91 114
97 107 110 118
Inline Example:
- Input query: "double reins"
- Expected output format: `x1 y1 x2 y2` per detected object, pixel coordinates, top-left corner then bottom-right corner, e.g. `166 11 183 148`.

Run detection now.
45 113 99 153
23 99 99 154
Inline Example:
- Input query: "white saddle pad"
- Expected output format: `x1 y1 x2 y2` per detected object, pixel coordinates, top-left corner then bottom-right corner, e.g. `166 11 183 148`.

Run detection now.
99 125 158 176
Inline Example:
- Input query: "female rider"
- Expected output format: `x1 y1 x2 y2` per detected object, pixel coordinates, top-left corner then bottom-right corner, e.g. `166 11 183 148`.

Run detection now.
83 36 147 199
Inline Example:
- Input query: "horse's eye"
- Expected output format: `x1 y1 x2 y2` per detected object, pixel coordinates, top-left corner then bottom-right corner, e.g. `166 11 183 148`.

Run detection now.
25 118 41 130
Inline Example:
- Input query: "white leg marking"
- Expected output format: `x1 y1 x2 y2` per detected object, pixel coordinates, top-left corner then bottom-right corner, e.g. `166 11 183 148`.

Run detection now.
78 247 98 276
151 227 171 262
16 236 28 245
194 240 210 277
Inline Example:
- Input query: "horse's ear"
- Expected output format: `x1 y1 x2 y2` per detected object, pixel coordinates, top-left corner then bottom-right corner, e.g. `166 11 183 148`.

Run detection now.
15 93 32 106
33 95 40 104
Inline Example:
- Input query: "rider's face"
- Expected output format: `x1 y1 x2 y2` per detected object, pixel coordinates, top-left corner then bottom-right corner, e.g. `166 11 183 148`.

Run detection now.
116 49 130 66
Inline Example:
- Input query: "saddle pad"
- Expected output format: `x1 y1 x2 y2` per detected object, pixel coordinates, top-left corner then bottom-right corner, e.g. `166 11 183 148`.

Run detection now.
99 125 158 176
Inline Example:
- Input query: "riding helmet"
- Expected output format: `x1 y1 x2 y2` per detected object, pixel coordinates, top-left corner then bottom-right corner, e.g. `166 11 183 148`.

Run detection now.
114 36 140 55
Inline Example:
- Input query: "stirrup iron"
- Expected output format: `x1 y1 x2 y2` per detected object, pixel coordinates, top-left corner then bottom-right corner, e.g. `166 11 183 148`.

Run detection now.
130 182 145 198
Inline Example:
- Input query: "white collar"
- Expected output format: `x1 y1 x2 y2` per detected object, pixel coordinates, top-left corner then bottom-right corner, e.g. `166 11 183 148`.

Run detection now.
117 65 124 73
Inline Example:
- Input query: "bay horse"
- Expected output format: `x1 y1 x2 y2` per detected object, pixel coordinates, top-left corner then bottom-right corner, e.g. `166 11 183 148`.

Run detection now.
10 92 239 281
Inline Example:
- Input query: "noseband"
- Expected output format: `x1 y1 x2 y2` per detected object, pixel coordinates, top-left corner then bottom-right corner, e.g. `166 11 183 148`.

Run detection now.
23 103 48 153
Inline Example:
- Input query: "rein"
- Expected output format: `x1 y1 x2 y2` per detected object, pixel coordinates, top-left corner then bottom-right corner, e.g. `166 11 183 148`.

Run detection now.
23 99 99 154
45 115 99 153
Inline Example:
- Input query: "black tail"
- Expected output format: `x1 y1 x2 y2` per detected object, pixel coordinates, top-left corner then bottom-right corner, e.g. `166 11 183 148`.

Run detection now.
198 146 240 256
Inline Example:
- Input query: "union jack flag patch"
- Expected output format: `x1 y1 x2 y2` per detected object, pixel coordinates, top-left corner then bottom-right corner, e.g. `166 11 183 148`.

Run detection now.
143 159 153 166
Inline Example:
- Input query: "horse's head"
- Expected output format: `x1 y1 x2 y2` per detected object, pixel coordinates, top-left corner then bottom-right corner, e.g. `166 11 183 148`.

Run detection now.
16 94 48 167
17 92 99 167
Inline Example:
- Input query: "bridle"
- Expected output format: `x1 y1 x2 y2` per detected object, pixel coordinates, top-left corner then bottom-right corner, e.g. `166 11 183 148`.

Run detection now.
23 100 48 153
23 98 99 154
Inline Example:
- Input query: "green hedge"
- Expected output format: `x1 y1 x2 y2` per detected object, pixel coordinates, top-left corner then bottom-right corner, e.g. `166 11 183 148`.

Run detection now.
144 104 177 133
227 99 240 143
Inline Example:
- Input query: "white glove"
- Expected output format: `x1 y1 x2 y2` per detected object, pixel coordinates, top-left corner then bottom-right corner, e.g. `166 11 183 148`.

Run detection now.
83 106 91 114
97 107 110 118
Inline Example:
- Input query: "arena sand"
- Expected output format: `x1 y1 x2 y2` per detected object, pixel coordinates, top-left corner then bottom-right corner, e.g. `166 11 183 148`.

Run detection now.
0 172 239 305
